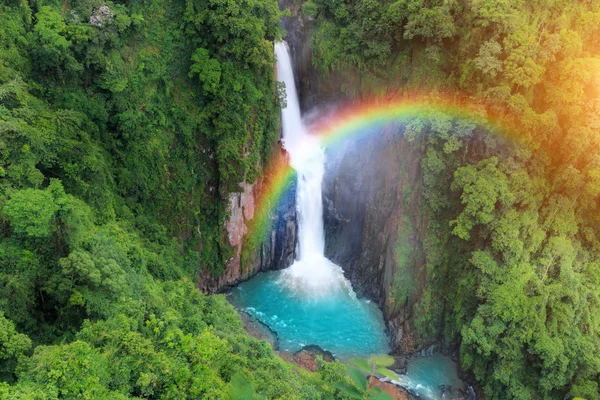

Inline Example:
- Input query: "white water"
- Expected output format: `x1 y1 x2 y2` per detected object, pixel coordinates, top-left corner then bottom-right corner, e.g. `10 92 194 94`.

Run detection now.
274 42 352 297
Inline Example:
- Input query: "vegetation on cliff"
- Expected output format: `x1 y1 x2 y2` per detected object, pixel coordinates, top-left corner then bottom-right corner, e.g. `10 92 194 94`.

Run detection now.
306 0 600 398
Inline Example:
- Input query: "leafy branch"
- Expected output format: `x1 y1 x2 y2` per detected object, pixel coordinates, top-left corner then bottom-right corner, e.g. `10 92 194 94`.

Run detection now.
335 355 400 400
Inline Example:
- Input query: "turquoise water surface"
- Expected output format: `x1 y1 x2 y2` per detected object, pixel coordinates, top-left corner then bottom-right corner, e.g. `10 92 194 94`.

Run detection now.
229 270 467 400
397 354 466 399
228 270 390 360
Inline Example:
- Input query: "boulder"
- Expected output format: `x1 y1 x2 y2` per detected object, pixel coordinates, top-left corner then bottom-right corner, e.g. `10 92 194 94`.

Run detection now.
290 345 335 372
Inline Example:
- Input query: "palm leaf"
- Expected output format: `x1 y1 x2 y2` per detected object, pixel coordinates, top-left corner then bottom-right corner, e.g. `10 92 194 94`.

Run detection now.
349 358 371 373
376 367 399 381
369 355 394 367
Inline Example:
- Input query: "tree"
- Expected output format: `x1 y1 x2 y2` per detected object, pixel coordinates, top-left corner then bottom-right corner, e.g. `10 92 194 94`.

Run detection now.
450 157 514 240
189 48 221 95
0 312 32 382
3 189 59 238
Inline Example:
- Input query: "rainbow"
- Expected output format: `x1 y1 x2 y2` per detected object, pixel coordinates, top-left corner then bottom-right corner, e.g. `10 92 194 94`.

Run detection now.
309 96 525 147
241 146 296 265
244 95 526 253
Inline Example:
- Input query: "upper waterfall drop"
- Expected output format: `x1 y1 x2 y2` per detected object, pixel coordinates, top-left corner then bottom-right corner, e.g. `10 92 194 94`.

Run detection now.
274 41 352 296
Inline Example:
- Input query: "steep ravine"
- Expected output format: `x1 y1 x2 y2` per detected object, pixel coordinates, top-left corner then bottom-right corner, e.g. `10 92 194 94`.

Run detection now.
201 3 435 356
281 5 435 353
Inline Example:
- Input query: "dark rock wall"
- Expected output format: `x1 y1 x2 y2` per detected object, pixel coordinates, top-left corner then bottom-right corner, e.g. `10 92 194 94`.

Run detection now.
322 125 430 353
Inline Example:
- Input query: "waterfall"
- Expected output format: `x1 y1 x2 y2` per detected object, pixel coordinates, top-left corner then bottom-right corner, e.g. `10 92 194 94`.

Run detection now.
274 42 352 296
274 41 325 258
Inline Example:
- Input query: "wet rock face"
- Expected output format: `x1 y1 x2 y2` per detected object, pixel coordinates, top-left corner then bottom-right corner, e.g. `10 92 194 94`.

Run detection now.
198 146 297 292
322 125 428 353
391 356 408 375
269 178 297 270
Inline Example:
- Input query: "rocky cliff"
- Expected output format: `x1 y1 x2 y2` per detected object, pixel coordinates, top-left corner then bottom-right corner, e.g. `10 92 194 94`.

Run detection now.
198 146 297 292
322 124 431 354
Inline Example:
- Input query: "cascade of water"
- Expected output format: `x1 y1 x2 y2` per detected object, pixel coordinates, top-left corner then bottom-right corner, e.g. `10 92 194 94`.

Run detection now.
274 42 351 296
274 41 325 258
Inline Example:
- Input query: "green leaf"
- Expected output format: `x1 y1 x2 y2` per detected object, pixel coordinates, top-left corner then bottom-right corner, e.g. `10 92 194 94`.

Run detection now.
375 367 399 381
349 358 371 373
346 366 368 392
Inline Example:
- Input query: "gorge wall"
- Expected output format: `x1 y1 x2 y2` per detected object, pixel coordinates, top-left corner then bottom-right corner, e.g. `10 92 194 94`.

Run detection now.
201 2 436 355
322 126 431 354
198 146 297 292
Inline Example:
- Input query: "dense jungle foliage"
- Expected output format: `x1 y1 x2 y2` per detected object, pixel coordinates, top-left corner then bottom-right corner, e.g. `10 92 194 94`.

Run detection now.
304 0 600 398
0 0 369 398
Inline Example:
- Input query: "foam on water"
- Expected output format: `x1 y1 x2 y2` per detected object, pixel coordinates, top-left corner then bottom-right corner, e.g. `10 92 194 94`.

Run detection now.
278 254 355 297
